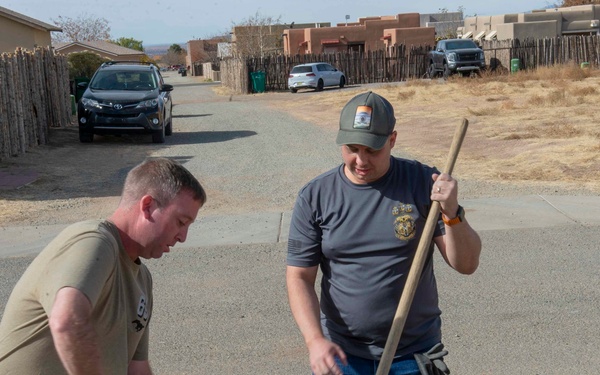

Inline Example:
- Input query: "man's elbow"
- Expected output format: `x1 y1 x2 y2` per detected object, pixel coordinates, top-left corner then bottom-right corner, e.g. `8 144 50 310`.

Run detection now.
456 259 479 275
49 313 72 336
128 360 153 375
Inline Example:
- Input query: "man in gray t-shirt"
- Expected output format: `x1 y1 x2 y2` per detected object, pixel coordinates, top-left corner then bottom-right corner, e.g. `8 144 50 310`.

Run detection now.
286 92 482 375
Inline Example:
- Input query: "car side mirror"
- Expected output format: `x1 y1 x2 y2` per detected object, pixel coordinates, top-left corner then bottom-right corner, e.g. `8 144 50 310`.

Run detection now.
77 82 88 88
161 84 174 92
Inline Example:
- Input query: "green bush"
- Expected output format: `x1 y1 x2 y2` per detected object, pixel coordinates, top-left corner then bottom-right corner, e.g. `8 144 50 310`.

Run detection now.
67 52 110 80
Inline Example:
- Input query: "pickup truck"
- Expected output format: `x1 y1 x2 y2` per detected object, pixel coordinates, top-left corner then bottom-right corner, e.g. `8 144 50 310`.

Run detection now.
427 39 486 78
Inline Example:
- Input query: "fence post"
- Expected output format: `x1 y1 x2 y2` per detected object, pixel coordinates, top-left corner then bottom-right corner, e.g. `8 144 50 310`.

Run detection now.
0 47 69 159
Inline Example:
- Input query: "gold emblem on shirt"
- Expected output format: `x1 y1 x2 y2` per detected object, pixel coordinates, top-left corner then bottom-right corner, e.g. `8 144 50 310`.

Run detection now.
393 203 416 241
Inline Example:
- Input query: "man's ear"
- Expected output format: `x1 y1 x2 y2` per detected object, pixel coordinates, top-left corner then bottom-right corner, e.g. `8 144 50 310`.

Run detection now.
140 195 156 220
389 131 397 148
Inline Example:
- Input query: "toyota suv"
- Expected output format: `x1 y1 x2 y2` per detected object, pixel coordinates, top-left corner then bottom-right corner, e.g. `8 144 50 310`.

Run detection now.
77 61 173 143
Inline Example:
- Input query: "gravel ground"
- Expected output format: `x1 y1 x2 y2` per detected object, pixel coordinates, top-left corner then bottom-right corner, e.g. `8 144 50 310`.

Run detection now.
1 73 596 227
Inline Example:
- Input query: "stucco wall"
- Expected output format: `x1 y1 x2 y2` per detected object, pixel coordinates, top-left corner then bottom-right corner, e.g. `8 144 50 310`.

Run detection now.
299 13 423 54
186 40 205 70
497 20 559 41
284 29 307 55
304 25 370 53
463 17 478 34
491 14 519 26
0 16 52 52
521 13 562 36
519 12 562 23
476 16 493 33
385 27 435 48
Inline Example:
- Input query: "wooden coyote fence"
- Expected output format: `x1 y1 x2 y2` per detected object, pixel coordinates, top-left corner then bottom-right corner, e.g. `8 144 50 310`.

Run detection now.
483 36 600 72
220 45 432 94
221 35 600 94
0 48 71 160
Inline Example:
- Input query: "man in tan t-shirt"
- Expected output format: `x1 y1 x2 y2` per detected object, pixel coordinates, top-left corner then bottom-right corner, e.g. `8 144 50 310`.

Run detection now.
0 158 206 374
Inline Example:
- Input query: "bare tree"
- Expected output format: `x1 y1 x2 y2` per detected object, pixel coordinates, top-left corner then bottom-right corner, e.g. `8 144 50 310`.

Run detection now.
195 33 230 67
436 7 467 39
51 13 111 43
231 11 283 57
162 49 186 67
547 0 600 6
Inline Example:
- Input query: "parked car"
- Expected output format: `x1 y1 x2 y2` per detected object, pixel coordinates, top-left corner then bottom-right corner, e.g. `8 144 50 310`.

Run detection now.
427 39 486 79
288 62 346 93
77 61 173 143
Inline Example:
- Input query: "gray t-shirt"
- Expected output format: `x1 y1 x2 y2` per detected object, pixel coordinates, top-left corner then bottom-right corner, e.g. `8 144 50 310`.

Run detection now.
287 157 445 360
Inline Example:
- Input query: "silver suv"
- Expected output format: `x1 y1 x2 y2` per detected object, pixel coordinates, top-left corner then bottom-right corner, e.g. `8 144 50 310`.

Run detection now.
288 62 346 93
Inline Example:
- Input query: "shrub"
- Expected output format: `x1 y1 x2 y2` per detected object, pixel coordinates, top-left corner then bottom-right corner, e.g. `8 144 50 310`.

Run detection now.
67 51 110 79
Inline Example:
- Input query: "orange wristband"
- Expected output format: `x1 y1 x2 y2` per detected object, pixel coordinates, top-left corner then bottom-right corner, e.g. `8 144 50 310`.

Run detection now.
442 205 465 226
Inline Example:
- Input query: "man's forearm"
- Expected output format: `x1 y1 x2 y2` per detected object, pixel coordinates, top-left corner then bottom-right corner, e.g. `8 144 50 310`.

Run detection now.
443 220 481 274
286 266 324 346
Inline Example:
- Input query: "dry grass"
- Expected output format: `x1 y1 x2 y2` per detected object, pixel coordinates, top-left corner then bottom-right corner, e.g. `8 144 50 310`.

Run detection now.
219 64 600 192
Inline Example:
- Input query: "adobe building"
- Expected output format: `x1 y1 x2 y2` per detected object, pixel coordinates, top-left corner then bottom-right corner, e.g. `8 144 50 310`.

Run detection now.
232 22 330 57
186 39 222 76
283 13 435 55
0 5 61 53
420 12 464 39
459 4 600 42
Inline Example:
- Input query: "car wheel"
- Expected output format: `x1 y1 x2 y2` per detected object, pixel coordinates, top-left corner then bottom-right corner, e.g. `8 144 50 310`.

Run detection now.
79 130 93 143
316 79 324 91
152 125 166 143
290 88 298 93
339 76 345 89
428 63 437 79
165 119 172 136
443 63 451 79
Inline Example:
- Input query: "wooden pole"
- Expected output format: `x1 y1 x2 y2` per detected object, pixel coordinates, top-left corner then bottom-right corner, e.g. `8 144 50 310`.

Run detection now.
376 119 469 375
0 57 8 159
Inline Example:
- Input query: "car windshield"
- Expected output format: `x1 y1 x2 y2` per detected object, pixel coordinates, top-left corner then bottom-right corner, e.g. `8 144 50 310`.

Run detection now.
445 40 478 50
90 70 158 90
291 66 313 74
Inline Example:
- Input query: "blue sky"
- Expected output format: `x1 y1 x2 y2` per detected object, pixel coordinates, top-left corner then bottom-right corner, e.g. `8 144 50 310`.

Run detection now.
3 1 551 46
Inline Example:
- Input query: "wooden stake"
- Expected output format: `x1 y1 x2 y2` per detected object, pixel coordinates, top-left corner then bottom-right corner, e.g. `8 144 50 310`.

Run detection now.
376 118 469 375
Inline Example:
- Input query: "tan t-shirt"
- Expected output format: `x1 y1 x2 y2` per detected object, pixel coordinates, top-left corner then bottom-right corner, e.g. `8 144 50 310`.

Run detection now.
0 220 153 374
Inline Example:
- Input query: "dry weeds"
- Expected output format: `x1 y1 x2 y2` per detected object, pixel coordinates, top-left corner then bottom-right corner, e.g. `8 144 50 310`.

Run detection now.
256 64 600 192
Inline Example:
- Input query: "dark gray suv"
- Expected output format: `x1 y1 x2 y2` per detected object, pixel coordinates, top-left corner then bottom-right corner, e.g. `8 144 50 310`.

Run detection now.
427 39 486 78
77 62 173 143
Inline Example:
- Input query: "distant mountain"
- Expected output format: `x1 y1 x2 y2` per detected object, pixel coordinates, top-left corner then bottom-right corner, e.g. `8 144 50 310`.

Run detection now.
144 43 186 56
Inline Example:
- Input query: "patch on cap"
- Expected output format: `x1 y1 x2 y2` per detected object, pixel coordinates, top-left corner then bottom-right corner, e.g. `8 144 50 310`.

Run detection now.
353 106 372 129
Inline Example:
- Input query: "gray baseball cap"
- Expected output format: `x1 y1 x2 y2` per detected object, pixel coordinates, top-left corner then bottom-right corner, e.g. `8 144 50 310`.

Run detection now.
336 91 396 150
